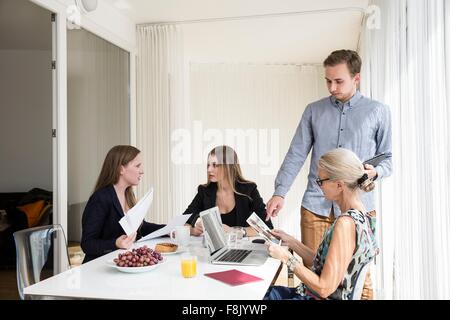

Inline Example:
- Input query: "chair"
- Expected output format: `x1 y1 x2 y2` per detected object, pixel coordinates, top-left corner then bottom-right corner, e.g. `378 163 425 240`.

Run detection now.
13 224 70 299
349 262 371 300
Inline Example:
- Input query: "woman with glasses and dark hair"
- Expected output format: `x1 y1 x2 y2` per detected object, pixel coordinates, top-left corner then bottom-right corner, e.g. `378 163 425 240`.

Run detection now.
183 145 273 236
264 148 378 300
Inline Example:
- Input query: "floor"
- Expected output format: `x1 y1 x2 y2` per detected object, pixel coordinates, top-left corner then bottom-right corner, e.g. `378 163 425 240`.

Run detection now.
0 269 19 300
0 243 84 300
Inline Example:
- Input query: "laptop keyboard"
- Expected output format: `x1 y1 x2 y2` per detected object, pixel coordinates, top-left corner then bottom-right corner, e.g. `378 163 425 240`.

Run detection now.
217 249 252 263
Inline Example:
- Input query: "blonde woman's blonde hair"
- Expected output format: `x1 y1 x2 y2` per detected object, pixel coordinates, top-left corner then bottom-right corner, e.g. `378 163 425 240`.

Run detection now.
318 148 375 192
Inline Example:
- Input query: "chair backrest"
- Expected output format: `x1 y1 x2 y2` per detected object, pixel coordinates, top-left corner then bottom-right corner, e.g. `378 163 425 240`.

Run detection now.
349 262 371 300
13 224 70 299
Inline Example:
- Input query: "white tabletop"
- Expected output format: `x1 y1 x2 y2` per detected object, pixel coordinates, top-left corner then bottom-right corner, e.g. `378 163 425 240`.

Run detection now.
24 236 282 300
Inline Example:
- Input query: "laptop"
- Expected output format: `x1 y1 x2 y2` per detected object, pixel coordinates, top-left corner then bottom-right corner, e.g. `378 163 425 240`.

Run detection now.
200 207 268 266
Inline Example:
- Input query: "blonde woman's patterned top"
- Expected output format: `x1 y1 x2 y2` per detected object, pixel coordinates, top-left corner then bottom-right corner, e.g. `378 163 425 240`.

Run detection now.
296 209 379 300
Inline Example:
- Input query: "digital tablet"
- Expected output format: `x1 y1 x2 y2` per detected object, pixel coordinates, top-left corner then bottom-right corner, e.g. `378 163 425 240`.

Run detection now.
246 213 281 245
363 153 389 167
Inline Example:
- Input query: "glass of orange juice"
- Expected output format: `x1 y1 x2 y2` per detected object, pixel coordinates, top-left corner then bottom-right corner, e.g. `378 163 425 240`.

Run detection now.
181 254 197 278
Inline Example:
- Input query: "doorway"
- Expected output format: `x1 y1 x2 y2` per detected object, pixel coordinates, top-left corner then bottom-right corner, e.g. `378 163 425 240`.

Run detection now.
0 0 54 299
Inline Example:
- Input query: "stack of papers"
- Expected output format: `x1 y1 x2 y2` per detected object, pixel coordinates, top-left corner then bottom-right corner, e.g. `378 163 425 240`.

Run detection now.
119 187 193 240
137 214 192 242
119 188 154 235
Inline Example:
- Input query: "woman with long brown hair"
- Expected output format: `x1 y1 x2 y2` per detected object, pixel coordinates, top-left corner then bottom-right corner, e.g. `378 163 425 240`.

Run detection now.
81 145 164 263
183 145 273 236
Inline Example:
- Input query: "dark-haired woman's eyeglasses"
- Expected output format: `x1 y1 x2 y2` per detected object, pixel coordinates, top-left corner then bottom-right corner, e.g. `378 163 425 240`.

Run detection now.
315 177 330 187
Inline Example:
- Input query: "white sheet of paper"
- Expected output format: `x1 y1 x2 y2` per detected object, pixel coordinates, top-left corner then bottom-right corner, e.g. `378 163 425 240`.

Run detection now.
137 214 192 242
119 188 153 236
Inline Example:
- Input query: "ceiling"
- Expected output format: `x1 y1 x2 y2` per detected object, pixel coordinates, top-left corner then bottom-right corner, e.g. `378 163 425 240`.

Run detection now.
103 0 368 25
0 0 369 63
182 9 364 64
104 0 369 63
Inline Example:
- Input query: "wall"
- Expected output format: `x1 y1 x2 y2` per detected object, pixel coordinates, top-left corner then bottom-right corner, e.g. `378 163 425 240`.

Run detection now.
187 63 328 238
0 49 52 192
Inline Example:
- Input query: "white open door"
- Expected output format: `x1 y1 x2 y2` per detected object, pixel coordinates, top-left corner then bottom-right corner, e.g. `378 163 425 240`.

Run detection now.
51 11 69 273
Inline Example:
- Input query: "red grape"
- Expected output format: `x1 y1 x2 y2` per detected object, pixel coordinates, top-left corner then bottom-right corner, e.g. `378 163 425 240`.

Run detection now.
114 245 163 268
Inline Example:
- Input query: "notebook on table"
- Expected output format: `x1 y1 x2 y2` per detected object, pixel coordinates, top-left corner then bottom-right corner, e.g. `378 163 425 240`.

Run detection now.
204 269 263 286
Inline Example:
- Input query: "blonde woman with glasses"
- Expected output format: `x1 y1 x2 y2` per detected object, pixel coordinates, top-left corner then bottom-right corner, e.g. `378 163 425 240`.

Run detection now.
264 148 378 300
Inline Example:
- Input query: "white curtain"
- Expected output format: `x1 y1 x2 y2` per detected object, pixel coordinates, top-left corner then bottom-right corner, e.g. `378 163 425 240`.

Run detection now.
188 63 327 239
67 29 130 242
136 25 188 223
360 0 450 299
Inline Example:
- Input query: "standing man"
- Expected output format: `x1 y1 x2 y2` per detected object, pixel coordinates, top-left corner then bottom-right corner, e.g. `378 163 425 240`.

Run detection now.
266 50 392 300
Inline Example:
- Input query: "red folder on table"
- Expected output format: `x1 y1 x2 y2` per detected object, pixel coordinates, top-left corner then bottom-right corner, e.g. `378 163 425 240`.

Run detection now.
204 269 263 286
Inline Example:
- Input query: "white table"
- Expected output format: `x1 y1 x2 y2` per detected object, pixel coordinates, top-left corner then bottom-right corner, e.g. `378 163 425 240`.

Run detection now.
24 236 282 300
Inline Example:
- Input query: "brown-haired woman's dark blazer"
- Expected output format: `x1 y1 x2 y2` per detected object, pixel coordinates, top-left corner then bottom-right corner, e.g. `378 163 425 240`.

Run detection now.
81 185 164 263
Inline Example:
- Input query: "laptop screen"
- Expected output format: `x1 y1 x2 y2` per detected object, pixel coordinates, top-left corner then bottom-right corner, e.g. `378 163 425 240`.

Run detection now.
200 207 227 254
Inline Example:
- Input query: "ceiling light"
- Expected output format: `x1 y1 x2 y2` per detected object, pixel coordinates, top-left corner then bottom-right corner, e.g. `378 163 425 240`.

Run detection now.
75 0 98 14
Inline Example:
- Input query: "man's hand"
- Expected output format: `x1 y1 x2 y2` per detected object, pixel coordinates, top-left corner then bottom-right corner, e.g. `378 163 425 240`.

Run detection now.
364 164 378 180
266 196 285 220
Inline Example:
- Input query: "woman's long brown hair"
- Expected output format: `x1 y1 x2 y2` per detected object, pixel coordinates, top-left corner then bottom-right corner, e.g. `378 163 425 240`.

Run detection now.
94 145 140 209
204 145 253 198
